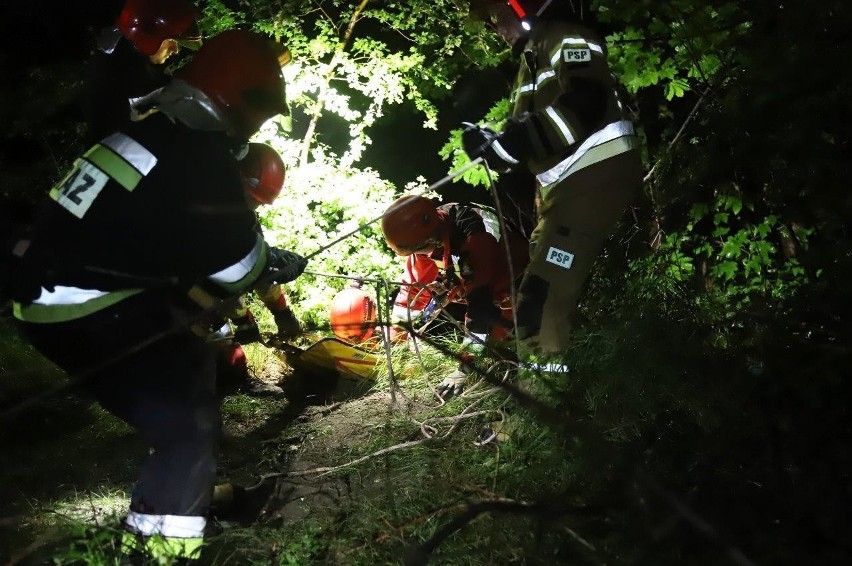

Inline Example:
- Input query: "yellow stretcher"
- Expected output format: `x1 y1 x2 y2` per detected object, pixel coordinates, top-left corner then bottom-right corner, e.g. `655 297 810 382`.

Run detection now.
267 335 380 380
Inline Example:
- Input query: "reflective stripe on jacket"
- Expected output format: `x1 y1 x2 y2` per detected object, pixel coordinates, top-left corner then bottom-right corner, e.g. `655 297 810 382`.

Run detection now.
510 20 638 190
13 113 266 323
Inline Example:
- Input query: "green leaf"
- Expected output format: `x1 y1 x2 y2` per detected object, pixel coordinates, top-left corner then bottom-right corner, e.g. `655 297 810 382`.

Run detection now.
713 261 738 281
720 240 742 258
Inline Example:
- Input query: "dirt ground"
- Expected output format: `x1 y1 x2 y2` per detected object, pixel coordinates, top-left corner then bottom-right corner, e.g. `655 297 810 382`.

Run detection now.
0 345 408 564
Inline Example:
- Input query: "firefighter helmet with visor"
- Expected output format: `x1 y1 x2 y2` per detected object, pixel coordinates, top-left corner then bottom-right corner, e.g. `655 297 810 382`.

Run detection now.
381 195 444 256
177 30 290 140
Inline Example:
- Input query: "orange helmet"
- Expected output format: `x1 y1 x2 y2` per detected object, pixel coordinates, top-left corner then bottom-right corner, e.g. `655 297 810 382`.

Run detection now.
177 30 289 139
381 195 443 256
330 282 377 343
240 143 285 205
116 0 200 57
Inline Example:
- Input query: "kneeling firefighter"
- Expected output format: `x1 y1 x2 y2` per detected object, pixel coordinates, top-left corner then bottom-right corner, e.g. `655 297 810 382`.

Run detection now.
7 30 305 563
213 142 303 397
381 195 529 398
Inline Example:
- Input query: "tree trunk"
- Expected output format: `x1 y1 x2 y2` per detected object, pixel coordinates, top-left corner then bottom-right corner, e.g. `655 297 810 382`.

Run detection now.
299 0 370 166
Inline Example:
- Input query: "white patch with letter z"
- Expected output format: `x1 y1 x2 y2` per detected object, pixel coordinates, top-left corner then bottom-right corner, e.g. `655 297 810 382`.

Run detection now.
51 160 109 219
546 246 575 270
563 48 591 63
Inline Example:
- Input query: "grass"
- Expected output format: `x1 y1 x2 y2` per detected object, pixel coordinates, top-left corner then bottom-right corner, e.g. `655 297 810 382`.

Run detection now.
0 312 613 565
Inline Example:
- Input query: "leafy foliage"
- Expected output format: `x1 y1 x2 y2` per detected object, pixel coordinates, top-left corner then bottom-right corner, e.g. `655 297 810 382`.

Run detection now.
2 0 852 564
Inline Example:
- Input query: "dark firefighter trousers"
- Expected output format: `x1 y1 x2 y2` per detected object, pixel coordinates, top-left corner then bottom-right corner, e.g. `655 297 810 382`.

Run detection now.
521 150 643 353
15 290 220 518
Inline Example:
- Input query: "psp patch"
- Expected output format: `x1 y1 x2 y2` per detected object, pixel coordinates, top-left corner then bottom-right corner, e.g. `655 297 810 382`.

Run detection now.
546 246 574 270
563 48 591 63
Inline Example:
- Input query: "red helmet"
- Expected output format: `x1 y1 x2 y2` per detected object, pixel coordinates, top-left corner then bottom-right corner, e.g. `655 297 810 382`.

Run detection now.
380 195 443 256
177 30 289 139
330 282 377 343
240 143 285 205
116 0 200 57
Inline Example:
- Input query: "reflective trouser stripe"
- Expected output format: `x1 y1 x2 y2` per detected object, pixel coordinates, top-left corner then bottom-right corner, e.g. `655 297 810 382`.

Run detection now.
121 531 204 561
13 288 143 323
125 511 206 538
523 362 570 373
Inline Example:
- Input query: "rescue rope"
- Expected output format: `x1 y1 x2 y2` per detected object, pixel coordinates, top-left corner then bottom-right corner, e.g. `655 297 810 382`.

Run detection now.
479 163 523 361
299 157 484 263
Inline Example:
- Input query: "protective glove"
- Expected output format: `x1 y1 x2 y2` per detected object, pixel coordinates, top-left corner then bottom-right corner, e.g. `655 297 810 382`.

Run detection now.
465 286 508 334
461 122 526 173
436 369 468 399
232 323 261 344
232 313 262 344
267 247 307 284
515 274 549 339
273 307 302 338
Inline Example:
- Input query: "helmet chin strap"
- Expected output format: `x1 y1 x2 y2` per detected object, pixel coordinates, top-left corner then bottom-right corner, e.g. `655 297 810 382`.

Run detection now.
129 79 230 132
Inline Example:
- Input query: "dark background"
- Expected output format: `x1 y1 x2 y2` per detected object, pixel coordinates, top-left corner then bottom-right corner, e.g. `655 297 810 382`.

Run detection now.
0 1 519 213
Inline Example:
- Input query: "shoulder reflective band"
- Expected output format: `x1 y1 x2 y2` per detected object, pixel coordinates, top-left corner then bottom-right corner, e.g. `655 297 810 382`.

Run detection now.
476 209 502 242
13 287 143 323
536 120 637 190
83 133 158 192
50 159 110 219
207 234 268 292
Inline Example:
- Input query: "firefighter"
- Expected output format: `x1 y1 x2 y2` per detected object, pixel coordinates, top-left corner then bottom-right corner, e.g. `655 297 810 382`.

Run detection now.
215 142 302 397
8 30 304 562
81 0 202 146
463 0 643 354
381 195 529 398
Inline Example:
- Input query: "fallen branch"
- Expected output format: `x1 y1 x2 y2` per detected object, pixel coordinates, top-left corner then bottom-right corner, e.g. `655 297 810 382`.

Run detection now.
251 438 428 486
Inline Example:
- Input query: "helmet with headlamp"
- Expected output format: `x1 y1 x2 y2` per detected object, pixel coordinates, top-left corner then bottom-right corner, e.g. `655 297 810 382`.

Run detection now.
506 0 555 30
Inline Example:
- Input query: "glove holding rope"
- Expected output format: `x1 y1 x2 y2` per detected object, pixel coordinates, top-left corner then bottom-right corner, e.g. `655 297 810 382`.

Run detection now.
461 121 528 173
266 247 307 285
231 311 262 344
